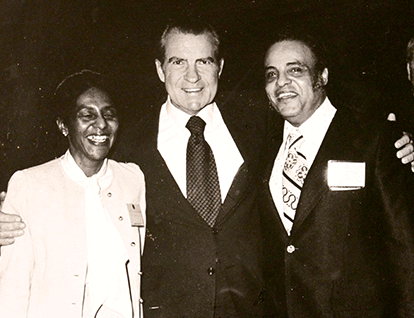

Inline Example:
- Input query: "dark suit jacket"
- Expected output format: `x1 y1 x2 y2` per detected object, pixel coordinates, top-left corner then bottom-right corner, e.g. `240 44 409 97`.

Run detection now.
113 93 267 318
260 106 414 318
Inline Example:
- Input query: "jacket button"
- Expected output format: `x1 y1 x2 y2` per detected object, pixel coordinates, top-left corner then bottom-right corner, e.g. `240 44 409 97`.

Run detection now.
107 192 112 197
212 228 219 235
131 242 136 247
287 245 296 253
118 216 123 221
207 267 215 275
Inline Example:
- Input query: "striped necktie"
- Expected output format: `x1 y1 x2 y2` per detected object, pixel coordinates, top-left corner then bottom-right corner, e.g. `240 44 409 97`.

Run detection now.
282 130 308 235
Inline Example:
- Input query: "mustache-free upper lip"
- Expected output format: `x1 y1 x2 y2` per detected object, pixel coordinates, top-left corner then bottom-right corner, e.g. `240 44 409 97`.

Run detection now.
182 87 204 92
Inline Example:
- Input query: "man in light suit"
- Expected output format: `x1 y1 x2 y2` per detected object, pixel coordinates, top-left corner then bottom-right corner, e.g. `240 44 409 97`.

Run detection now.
260 32 414 317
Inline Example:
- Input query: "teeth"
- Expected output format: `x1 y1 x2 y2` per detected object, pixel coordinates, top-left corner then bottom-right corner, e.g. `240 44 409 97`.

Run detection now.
87 135 108 143
183 88 202 93
277 92 296 99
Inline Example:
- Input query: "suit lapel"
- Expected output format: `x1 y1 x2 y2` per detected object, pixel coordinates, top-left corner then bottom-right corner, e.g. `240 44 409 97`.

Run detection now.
214 101 264 224
262 112 288 241
216 162 250 224
291 109 361 235
136 106 207 225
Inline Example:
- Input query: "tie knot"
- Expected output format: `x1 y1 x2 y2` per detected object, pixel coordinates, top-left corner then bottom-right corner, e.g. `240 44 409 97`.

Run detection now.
287 130 303 149
186 116 206 136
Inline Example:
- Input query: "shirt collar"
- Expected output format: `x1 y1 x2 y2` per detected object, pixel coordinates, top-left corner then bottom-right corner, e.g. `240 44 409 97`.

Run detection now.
165 96 217 130
284 97 336 142
60 149 111 189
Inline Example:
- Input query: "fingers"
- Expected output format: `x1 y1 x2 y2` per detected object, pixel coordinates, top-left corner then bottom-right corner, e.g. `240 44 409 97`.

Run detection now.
0 211 26 246
0 237 18 246
395 134 411 149
396 142 414 163
0 209 26 246
0 221 25 232
0 228 25 244
0 211 23 223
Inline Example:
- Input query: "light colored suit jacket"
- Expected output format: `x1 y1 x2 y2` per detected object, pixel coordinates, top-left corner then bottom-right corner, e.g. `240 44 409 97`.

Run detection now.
0 156 146 318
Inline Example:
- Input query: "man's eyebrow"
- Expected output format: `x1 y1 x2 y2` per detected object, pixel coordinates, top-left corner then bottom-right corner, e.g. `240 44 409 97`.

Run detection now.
286 61 309 68
264 66 276 71
167 57 185 63
76 105 89 111
197 57 215 62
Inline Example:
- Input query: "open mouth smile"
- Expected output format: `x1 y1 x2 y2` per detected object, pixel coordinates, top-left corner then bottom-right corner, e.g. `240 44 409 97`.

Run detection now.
87 135 110 144
276 92 298 100
182 88 203 93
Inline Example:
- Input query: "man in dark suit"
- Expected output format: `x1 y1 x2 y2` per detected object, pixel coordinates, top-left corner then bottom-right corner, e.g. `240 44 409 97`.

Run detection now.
114 20 266 317
1 20 414 318
260 32 414 317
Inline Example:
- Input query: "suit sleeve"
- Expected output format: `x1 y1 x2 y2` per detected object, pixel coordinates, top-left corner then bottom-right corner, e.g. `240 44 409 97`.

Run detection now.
374 125 414 316
0 171 35 317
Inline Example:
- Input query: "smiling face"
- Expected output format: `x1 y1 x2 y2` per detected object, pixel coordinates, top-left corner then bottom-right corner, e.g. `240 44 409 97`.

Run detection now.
155 30 224 115
57 87 118 175
264 40 328 126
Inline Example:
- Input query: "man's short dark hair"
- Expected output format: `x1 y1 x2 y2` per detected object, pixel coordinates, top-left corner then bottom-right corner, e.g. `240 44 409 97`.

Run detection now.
265 27 329 79
157 17 221 64
407 34 414 63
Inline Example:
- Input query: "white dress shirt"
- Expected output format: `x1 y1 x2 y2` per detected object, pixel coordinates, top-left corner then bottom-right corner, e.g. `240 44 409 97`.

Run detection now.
157 97 244 202
269 97 337 232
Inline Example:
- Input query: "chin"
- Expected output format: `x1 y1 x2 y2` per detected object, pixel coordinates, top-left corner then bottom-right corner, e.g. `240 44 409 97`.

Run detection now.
90 149 110 161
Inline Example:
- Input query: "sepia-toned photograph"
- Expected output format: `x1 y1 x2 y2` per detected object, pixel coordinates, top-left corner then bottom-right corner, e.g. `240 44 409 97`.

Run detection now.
0 1 414 317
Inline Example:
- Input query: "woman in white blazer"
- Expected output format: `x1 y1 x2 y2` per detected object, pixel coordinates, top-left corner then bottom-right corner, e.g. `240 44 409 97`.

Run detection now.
0 70 146 318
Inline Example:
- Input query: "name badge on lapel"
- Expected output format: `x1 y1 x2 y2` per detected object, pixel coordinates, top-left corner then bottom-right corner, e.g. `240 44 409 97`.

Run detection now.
327 160 365 191
126 203 144 227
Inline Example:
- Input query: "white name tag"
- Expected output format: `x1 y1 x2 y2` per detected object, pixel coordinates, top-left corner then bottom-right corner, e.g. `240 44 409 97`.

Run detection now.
327 160 365 191
126 203 144 227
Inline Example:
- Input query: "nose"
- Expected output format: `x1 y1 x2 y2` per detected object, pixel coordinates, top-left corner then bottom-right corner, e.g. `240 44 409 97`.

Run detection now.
277 72 291 87
94 114 108 130
184 64 200 83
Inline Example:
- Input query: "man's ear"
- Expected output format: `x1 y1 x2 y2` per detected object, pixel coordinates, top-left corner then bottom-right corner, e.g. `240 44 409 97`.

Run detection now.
155 59 166 83
218 58 224 78
56 118 68 137
314 68 329 90
321 68 329 86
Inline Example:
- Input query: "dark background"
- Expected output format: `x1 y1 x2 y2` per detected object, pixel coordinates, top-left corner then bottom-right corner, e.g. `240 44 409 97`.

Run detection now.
1 0 414 189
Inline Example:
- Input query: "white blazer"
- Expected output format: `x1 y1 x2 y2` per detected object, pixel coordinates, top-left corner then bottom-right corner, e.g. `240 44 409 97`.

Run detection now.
0 156 146 318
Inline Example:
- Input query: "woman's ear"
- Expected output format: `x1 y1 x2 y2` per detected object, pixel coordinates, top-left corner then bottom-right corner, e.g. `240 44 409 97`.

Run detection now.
56 118 69 137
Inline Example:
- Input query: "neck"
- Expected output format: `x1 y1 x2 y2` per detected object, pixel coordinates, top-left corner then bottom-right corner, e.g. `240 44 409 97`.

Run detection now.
79 163 104 177
69 150 104 177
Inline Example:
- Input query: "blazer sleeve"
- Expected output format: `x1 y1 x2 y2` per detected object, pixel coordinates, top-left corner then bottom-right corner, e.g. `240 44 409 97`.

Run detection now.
373 126 414 316
0 170 35 317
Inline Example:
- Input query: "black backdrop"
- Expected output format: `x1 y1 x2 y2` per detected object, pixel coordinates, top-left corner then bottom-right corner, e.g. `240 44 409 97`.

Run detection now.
1 0 414 189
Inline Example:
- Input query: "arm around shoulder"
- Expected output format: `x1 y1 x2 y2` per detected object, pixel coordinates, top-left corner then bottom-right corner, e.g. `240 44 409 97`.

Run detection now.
0 170 34 317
